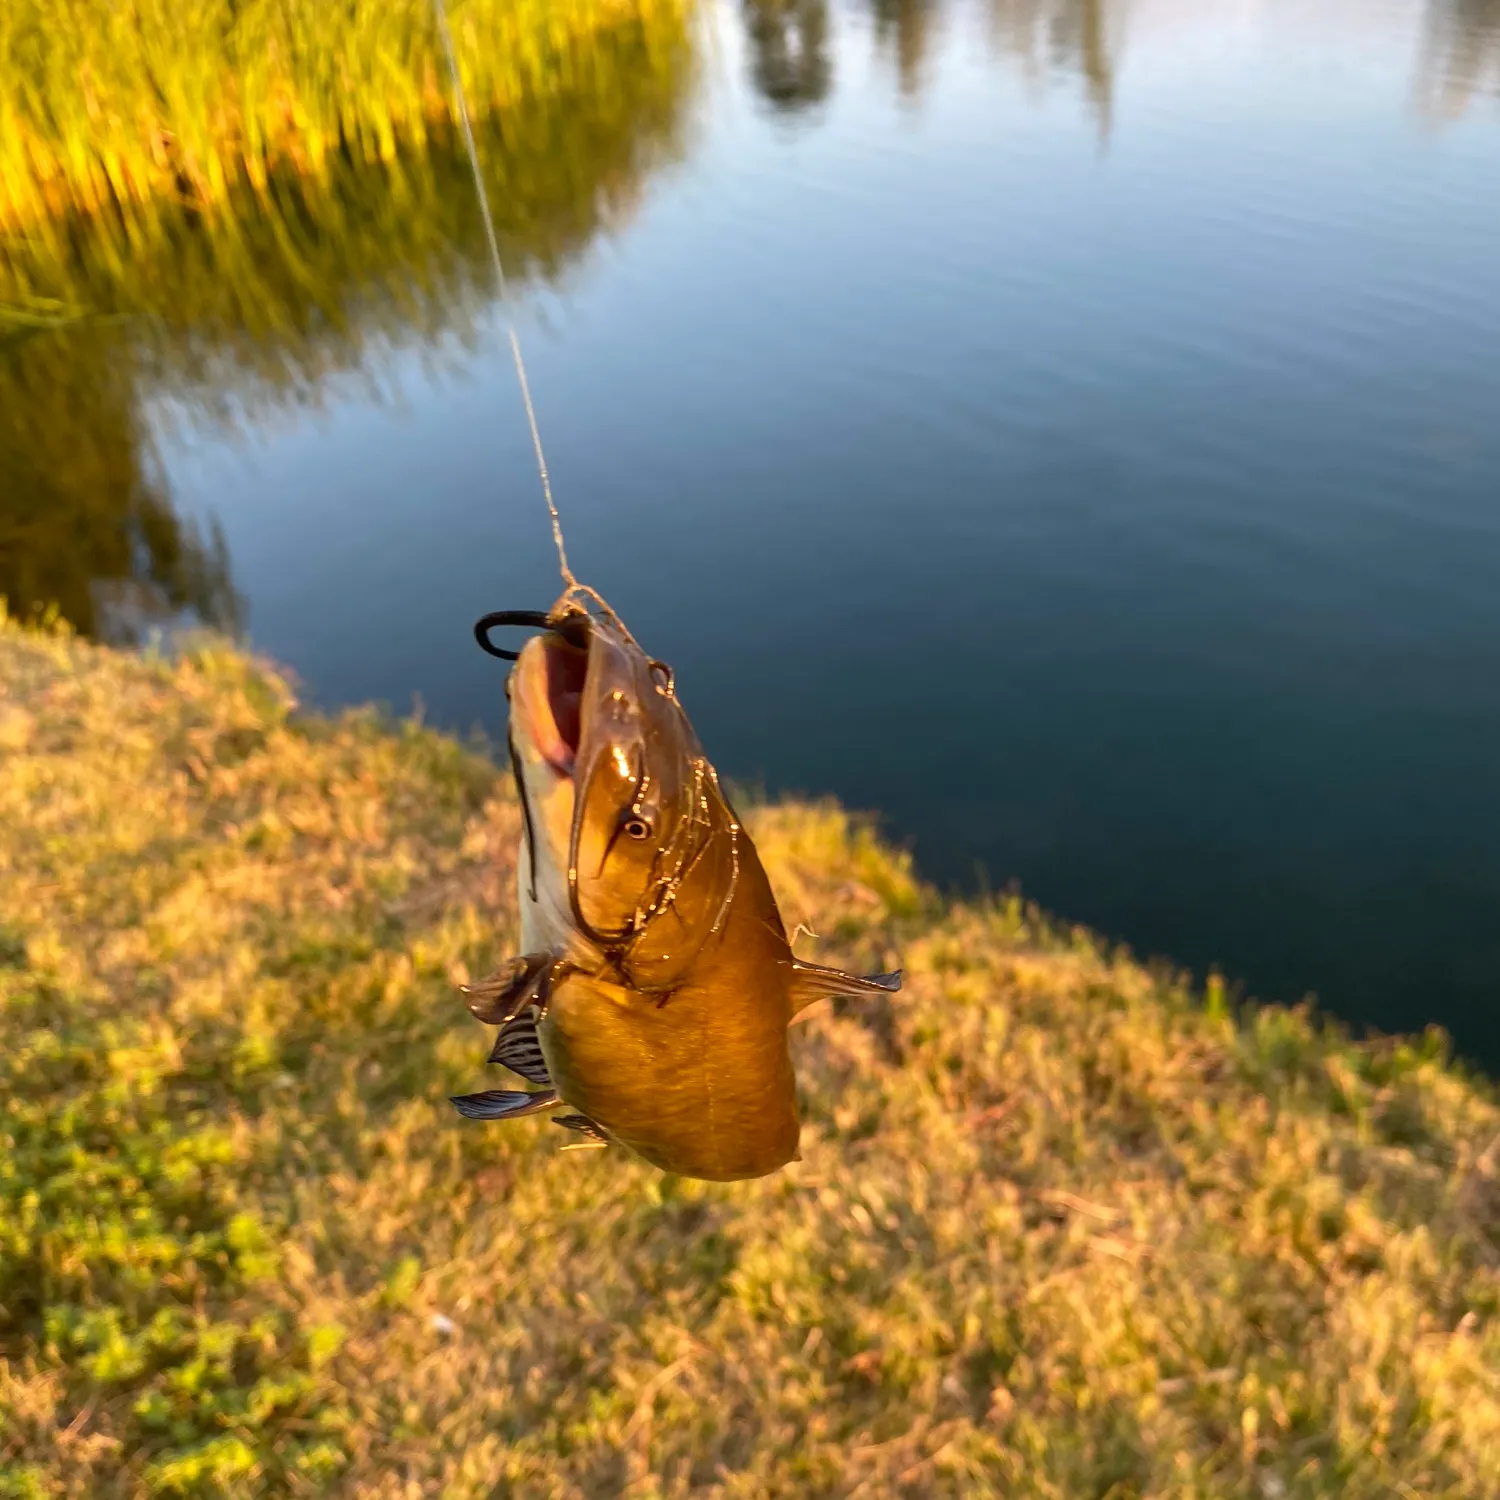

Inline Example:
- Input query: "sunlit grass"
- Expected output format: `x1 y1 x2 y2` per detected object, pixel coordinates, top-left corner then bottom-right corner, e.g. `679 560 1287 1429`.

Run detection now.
2 612 1498 1496
0 0 692 238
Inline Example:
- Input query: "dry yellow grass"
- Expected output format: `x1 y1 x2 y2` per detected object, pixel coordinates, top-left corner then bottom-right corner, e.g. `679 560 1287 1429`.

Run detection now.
2 612 1498 1496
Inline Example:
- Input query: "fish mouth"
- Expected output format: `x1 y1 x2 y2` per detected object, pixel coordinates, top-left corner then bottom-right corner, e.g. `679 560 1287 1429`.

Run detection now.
519 632 588 778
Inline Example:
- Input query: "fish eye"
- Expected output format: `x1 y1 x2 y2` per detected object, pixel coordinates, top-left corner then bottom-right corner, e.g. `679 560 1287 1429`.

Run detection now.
649 660 674 696
622 815 654 841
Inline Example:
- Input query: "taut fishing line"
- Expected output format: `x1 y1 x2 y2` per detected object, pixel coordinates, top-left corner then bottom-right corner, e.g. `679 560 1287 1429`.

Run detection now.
431 0 577 592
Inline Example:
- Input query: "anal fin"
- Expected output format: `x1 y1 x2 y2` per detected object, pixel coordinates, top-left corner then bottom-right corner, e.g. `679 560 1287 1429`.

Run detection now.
552 1113 609 1149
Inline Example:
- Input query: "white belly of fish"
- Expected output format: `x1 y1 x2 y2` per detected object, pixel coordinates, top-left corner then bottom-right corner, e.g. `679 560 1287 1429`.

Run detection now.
518 822 576 954
515 765 602 970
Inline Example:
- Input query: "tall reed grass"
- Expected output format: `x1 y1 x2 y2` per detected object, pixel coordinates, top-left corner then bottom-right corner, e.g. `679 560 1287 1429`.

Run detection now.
0 0 692 236
0 0 694 338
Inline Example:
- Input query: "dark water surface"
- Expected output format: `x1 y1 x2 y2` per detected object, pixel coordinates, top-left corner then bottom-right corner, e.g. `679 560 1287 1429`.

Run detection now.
7 0 1500 1058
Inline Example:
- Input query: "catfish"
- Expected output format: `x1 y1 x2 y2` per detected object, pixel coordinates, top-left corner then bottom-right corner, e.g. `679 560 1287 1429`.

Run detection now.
451 590 901 1182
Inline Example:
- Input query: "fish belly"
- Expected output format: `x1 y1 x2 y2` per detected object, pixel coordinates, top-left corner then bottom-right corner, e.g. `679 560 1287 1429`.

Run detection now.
538 972 800 1182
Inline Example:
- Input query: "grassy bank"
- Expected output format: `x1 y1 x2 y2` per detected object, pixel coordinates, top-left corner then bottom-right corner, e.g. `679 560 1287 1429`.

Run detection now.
1 615 1498 1497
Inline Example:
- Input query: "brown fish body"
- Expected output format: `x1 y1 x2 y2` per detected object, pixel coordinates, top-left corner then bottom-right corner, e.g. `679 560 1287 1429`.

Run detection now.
539 834 800 1181
452 590 900 1182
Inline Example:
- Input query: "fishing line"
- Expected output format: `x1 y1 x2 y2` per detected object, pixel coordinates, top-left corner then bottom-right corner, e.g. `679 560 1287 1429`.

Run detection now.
431 0 576 591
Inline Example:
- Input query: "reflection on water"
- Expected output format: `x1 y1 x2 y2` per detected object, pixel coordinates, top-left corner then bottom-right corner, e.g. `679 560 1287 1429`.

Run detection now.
0 318 240 641
743 0 833 112
741 0 1111 114
872 0 940 99
991 0 1118 134
1419 0 1500 115
0 0 693 629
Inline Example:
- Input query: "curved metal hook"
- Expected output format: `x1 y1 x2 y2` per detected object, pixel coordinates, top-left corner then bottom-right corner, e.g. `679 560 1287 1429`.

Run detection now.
474 608 591 660
474 610 552 661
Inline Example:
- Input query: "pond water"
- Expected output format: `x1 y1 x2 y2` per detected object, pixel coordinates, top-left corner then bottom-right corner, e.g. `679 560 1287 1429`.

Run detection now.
5 0 1500 1060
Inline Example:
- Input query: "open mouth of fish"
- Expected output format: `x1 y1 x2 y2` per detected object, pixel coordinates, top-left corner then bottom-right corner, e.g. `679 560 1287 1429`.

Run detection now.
520 632 588 778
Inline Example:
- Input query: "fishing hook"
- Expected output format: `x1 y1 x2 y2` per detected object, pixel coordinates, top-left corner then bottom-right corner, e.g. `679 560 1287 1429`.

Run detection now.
473 608 590 660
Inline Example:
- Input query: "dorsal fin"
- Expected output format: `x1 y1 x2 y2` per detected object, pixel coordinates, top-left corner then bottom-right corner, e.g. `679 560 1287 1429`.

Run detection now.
789 959 903 1020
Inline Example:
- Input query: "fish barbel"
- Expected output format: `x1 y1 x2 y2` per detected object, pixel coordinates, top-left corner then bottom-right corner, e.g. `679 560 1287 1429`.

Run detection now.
450 591 902 1182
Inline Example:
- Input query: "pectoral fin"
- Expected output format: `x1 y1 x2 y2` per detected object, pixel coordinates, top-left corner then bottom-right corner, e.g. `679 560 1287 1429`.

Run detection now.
487 1006 551 1085
461 953 548 1022
450 1088 559 1120
789 959 904 1020
460 953 571 1024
